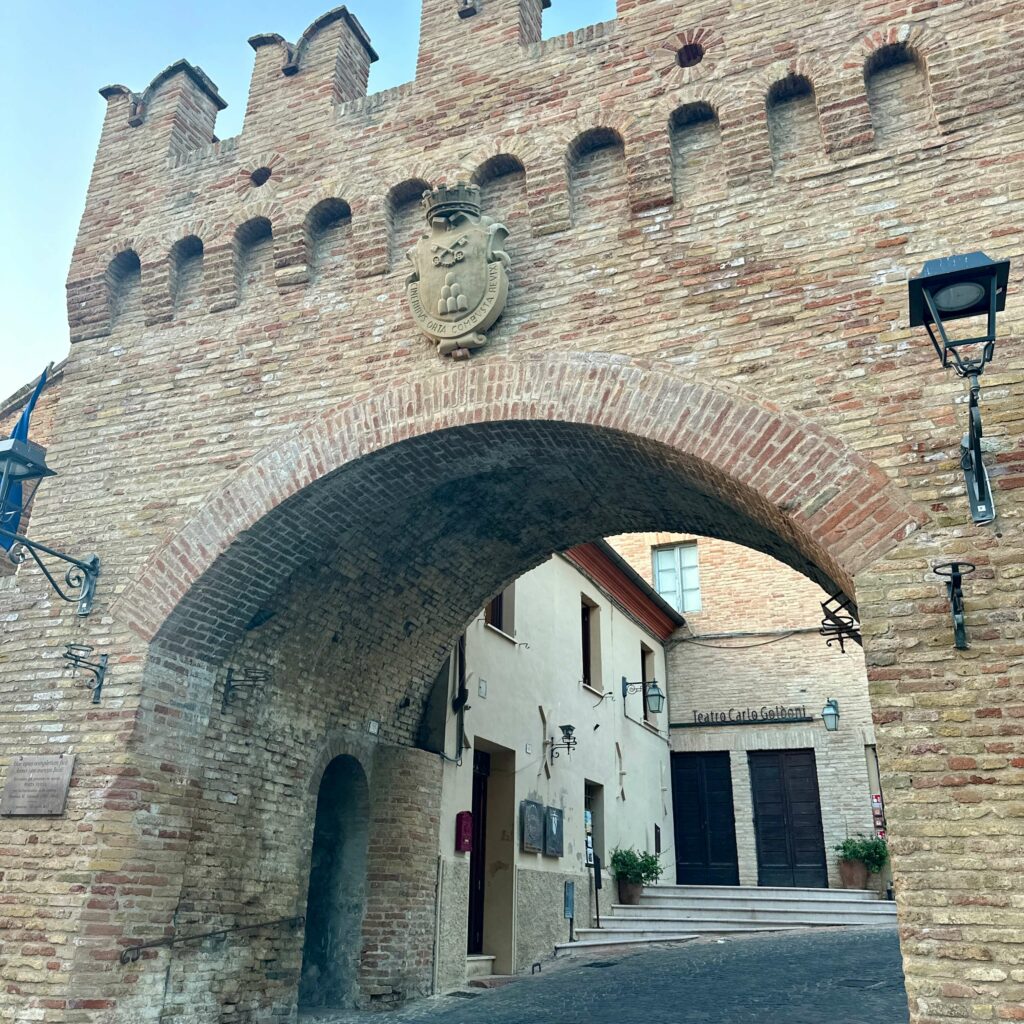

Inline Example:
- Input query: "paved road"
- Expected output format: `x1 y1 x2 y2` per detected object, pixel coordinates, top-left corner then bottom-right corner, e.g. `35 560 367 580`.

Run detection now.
303 926 909 1024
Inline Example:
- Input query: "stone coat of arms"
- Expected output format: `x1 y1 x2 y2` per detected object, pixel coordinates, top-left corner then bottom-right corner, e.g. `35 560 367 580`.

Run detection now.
406 182 510 357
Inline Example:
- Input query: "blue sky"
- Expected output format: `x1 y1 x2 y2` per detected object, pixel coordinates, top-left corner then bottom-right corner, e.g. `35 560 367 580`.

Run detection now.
0 0 616 397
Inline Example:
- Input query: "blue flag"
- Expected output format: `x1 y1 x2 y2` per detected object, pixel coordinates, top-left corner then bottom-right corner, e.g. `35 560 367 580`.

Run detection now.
1 367 49 551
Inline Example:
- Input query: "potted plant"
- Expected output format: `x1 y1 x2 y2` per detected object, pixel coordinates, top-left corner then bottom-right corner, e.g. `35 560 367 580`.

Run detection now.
610 847 664 905
834 835 889 891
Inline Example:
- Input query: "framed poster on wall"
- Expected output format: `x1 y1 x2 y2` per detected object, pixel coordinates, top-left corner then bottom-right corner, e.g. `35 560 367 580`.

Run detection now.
544 806 564 857
521 799 544 853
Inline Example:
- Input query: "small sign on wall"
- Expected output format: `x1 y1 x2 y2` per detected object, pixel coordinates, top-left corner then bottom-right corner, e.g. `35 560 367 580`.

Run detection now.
521 800 544 853
1 754 75 816
544 806 564 857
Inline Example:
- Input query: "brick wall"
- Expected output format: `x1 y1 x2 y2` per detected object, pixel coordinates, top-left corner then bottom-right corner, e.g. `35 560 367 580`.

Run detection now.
1 1 1023 1022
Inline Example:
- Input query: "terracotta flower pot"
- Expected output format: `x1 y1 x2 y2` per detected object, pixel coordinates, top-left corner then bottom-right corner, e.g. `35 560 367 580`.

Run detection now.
617 879 644 905
838 858 869 890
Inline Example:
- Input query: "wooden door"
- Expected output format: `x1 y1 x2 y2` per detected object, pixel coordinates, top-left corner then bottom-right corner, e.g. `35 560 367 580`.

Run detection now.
467 750 490 954
749 749 828 888
671 752 740 886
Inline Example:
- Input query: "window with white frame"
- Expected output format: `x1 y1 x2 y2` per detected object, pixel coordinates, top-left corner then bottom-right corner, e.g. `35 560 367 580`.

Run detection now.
652 543 701 613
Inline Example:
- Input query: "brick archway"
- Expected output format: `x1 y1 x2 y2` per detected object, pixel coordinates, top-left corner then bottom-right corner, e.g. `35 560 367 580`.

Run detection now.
121 351 926 658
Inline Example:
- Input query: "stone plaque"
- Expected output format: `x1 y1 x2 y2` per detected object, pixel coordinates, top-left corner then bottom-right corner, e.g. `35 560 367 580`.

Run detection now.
521 799 544 853
1 754 75 816
544 806 564 858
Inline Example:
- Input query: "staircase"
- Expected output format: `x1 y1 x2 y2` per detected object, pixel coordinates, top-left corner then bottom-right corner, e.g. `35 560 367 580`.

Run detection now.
556 884 896 953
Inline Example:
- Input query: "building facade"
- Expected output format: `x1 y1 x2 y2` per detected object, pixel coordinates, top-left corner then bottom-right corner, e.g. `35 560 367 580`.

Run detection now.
432 543 679 989
1 0 1023 1021
612 533 883 892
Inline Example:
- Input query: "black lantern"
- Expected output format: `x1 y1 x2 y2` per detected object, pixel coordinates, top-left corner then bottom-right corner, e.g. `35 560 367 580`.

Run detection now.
907 251 1010 525
0 437 100 616
908 251 1009 375
821 699 840 732
622 676 665 715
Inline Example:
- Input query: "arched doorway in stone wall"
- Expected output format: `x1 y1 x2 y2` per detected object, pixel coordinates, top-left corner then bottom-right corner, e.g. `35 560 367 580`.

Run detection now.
299 755 369 1010
98 355 932 1022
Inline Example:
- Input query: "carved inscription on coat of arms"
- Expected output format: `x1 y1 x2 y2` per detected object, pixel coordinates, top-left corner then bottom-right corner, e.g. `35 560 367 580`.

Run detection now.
406 182 510 358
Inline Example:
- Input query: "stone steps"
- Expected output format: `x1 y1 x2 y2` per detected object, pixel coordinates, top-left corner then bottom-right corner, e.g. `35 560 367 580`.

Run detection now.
553 884 896 954
466 954 495 980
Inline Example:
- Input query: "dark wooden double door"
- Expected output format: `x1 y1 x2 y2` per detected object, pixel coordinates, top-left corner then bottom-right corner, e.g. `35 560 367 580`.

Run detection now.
671 752 740 885
749 749 828 888
672 749 829 889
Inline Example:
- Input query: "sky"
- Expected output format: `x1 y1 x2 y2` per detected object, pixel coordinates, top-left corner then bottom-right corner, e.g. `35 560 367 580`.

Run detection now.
0 0 616 399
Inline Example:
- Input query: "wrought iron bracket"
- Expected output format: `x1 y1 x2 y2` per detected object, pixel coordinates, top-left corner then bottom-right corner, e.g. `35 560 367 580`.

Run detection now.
548 737 577 763
63 644 109 704
221 668 269 712
820 593 862 653
933 561 975 650
1 526 99 615
961 375 995 525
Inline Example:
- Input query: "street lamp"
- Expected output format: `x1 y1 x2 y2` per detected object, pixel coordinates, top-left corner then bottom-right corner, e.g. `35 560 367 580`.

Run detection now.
621 677 666 715
907 251 1011 524
0 437 100 616
821 699 840 732
549 723 578 763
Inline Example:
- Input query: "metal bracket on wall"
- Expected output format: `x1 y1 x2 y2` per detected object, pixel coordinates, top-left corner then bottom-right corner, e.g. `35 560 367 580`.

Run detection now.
63 644 108 704
819 593 862 653
221 668 269 712
933 561 975 650
961 376 995 524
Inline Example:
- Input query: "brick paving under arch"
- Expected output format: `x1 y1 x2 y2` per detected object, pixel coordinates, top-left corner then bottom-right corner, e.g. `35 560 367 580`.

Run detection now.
300 927 910 1024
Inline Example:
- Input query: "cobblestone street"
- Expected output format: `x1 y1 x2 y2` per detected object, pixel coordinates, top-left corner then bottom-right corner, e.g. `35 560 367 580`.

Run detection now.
303 927 909 1024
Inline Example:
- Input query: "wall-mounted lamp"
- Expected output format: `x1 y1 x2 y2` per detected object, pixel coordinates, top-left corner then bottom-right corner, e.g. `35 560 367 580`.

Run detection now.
0 438 100 615
621 676 665 715
549 723 577 763
221 668 269 711
63 643 108 704
821 699 840 732
908 252 1010 524
933 561 975 650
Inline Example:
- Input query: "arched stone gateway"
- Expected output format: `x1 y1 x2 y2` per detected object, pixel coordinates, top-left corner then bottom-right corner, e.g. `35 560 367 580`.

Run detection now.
105 359 929 1020
3 0 1024 1022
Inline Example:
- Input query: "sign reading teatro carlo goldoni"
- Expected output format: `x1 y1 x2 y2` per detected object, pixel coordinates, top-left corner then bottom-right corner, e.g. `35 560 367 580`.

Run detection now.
687 705 812 727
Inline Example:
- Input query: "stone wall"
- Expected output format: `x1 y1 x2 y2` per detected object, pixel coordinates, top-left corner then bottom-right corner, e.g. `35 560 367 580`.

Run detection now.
1 1 1023 1022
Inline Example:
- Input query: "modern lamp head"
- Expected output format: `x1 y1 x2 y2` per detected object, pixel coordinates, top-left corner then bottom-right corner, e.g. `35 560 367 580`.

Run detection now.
907 251 1010 376
645 681 666 715
0 437 55 507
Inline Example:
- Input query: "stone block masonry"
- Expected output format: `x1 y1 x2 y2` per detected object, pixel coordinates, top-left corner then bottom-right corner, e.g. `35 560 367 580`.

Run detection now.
1 1 1023 1023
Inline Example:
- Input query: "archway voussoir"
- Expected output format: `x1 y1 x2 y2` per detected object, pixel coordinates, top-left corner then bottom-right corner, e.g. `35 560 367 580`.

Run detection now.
115 353 929 640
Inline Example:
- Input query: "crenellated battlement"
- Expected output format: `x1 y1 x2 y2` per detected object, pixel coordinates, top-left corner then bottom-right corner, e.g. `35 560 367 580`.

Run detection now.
67 0 1021 346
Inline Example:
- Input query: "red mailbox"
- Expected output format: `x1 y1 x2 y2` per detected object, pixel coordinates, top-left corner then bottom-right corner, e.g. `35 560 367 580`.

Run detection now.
455 811 473 852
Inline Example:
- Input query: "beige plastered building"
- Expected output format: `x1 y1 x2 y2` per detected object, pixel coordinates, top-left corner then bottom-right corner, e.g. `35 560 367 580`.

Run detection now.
432 542 681 988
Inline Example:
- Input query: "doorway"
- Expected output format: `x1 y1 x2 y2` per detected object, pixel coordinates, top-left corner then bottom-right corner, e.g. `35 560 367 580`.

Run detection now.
299 755 370 1009
748 749 828 888
467 750 490 955
671 751 740 885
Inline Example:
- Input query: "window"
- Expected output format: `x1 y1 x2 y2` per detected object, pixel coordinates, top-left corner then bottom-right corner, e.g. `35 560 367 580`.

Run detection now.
581 596 600 689
485 583 515 635
653 543 701 613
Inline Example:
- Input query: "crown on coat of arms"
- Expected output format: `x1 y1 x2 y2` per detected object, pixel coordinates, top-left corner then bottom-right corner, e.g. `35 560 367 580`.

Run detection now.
422 182 481 221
